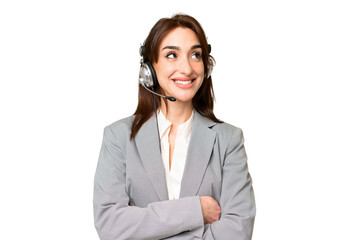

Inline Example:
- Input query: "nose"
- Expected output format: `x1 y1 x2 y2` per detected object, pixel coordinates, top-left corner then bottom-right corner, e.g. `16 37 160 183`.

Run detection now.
178 55 193 76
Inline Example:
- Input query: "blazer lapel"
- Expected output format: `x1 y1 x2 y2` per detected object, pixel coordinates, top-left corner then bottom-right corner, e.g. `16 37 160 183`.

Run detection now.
179 111 217 198
134 115 168 201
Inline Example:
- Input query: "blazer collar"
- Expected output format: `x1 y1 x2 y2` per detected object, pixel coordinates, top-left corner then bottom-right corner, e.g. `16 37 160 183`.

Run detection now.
179 111 217 197
134 111 218 200
134 114 168 201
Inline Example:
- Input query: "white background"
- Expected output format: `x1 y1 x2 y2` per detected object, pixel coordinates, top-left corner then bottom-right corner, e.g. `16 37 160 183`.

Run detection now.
1 0 359 239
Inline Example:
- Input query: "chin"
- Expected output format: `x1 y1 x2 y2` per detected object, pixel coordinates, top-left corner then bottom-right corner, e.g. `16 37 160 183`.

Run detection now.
173 94 196 103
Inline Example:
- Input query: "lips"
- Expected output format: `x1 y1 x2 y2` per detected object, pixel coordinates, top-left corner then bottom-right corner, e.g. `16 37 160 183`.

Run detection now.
171 77 196 89
174 80 193 85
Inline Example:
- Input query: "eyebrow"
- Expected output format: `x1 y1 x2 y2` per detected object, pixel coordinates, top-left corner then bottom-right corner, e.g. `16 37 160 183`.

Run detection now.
161 44 202 51
191 44 202 50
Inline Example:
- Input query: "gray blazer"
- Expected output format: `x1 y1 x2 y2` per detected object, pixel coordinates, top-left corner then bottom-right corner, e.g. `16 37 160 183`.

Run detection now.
93 111 255 240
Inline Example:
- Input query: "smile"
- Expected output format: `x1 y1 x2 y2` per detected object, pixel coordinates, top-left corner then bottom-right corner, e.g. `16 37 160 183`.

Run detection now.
172 78 196 89
174 80 194 85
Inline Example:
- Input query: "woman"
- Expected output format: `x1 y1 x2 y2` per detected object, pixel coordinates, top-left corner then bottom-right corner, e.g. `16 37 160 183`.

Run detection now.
94 14 255 240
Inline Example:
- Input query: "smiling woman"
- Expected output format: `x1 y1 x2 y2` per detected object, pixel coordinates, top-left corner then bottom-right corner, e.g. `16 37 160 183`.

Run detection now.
93 14 256 240
154 27 205 102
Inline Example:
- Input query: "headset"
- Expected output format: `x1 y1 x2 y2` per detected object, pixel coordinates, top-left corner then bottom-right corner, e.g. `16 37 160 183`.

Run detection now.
138 44 160 89
138 43 214 102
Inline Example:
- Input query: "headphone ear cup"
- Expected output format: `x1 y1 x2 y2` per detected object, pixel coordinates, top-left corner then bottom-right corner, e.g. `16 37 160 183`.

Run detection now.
139 61 159 89
147 62 158 89
139 45 146 57
139 43 159 89
206 58 214 79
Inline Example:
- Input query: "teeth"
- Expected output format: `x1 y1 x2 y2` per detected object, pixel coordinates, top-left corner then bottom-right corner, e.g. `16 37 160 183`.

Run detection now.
175 80 193 85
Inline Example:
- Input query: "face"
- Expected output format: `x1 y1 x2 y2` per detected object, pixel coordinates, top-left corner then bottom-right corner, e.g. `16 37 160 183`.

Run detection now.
153 27 205 103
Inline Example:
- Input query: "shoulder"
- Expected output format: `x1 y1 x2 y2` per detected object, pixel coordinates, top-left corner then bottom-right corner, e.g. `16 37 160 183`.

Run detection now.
107 115 134 131
103 115 134 143
212 121 243 139
193 111 244 144
211 121 245 149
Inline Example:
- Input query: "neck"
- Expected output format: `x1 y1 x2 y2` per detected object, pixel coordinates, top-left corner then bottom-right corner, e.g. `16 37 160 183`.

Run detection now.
160 99 193 127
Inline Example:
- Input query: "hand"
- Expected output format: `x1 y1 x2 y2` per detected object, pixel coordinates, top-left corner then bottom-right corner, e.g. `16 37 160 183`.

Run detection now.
200 196 221 224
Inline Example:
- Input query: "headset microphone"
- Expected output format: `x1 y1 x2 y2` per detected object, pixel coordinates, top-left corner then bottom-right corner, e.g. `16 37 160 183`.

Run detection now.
139 79 176 102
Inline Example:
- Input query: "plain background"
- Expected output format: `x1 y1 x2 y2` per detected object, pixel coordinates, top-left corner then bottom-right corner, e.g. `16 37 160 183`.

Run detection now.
1 0 359 239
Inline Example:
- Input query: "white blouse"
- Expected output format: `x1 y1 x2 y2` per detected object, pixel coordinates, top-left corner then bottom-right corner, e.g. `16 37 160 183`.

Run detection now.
157 110 194 200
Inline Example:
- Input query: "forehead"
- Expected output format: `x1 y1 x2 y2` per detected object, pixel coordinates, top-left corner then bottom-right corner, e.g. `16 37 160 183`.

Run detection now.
159 27 200 49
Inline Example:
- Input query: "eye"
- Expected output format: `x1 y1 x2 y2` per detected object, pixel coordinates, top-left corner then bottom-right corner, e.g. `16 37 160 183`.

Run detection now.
166 52 177 59
192 51 202 59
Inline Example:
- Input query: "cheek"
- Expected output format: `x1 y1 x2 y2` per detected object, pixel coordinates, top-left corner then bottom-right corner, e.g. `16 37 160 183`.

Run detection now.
157 68 171 84
156 65 176 81
193 63 205 76
196 79 204 90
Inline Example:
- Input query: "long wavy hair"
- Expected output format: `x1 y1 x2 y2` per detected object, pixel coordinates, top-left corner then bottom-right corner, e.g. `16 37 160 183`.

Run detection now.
131 14 222 139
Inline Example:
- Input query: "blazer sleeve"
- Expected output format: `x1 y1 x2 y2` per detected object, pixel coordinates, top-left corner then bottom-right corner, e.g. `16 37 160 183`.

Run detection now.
93 125 204 240
202 127 256 240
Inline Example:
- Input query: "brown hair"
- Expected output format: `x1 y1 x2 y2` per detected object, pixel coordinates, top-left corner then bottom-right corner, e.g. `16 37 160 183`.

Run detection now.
130 14 222 139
